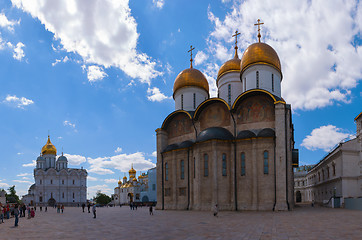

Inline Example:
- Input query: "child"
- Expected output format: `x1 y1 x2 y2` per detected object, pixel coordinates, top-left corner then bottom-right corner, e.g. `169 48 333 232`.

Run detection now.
30 208 35 218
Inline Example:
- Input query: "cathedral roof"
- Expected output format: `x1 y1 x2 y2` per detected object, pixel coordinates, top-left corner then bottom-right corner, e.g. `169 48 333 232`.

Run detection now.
217 47 241 84
196 127 234 143
41 136 57 155
241 42 282 78
173 67 209 97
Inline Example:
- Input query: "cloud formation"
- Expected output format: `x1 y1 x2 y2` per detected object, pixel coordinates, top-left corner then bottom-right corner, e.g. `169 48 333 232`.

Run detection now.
153 0 165 9
147 87 171 102
64 153 86 165
22 160 36 167
87 65 107 83
204 0 362 110
63 120 76 128
301 125 351 152
194 51 208 66
0 13 19 31
12 0 162 84
3 95 34 109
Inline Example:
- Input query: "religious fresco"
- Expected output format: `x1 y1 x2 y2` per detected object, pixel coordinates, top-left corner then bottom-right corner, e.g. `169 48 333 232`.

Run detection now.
199 102 230 130
235 95 274 124
166 113 193 138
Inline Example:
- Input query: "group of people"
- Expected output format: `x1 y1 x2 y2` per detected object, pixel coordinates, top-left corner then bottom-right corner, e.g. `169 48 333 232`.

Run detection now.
81 203 97 218
0 203 36 227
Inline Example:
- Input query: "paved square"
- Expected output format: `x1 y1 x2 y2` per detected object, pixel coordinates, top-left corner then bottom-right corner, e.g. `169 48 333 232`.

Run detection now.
1 205 361 239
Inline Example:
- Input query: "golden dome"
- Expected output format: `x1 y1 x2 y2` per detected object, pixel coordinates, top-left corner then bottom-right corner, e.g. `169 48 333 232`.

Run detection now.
123 176 127 180
118 180 122 185
173 67 209 96
132 177 137 182
217 48 241 84
241 42 282 77
41 136 57 155
129 166 136 175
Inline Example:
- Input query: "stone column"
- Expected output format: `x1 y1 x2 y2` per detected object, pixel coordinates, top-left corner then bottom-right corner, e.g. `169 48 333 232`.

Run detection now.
155 128 168 210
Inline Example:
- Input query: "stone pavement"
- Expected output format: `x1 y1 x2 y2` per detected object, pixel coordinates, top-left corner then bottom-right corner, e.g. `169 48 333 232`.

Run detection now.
1 205 361 240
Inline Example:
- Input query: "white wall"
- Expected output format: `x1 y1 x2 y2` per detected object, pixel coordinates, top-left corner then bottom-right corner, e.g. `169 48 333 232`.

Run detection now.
174 87 208 111
217 72 242 106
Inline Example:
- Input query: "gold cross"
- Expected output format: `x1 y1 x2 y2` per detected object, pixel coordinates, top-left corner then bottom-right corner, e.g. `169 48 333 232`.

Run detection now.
188 45 195 68
232 30 240 47
254 19 264 42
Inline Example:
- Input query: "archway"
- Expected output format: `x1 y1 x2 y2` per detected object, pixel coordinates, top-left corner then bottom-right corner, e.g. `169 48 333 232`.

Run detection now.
128 193 133 203
296 191 302 203
48 198 56 207
142 196 149 202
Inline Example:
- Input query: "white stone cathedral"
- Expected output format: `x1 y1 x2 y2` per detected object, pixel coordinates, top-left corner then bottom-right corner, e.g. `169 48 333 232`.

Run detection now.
22 136 87 206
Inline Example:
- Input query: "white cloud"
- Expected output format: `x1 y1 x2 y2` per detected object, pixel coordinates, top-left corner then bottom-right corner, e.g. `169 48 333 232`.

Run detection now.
87 176 98 181
17 173 31 177
17 152 23 155
104 179 118 184
3 95 34 109
13 180 33 184
0 13 20 31
88 184 112 198
63 120 76 128
0 180 10 188
153 0 165 9
151 151 157 157
147 87 171 102
64 153 86 165
194 51 208 66
88 166 115 175
87 65 107 83
52 56 69 66
204 0 362 110
114 147 122 153
22 160 36 167
12 0 162 84
12 42 25 61
301 125 350 152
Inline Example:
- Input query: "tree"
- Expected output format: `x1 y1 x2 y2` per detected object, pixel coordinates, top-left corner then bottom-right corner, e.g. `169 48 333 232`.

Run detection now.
93 191 111 205
6 185 20 203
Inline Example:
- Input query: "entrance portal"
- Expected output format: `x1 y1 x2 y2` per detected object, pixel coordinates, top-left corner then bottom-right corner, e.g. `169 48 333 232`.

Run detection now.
296 191 302 203
48 198 56 207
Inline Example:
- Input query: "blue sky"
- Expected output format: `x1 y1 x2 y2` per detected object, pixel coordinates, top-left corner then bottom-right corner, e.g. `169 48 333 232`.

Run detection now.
0 0 361 198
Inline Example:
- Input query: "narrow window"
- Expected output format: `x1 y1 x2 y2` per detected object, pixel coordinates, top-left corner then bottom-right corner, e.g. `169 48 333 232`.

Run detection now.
244 78 246 91
318 172 320 181
228 84 231 106
193 157 195 178
50 179 53 184
333 164 336 176
327 167 330 178
322 169 325 180
241 152 246 176
222 154 227 176
51 192 53 198
180 160 184 180
62 180 64 185
73 180 75 185
62 192 64 198
256 71 259 88
272 74 274 92
193 93 196 109
73 192 75 198
165 162 169 181
152 184 156 191
204 154 209 177
40 179 42 185
181 94 184 110
263 151 269 174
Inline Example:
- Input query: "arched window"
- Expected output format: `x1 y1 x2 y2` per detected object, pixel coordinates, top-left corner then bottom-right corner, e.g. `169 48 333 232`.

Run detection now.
228 84 231 106
222 154 227 176
193 93 196 109
62 192 64 198
263 151 269 174
327 167 330 178
332 163 336 176
256 71 259 88
73 192 75 198
165 162 169 181
181 94 184 110
180 160 184 179
40 179 42 185
204 154 209 177
318 172 320 181
73 180 75 185
62 180 64 185
241 152 246 176
272 74 274 92
244 78 246 91
50 179 53 184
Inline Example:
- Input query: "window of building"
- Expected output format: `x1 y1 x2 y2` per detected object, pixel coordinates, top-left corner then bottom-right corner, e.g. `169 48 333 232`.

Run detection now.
165 162 169 181
39 196 43 202
62 192 64 198
51 192 53 198
244 78 246 91
228 84 231 106
193 157 195 178
181 94 183 110
318 172 320 181
40 179 42 185
322 169 325 180
204 154 209 177
152 184 156 191
222 154 227 176
179 187 186 196
50 179 53 184
241 152 246 176
272 74 274 92
180 160 185 179
263 151 269 174
327 167 330 178
73 192 75 199
73 180 75 185
256 71 259 88
333 164 336 176
62 180 64 185
136 194 140 200
193 93 196 109
165 188 171 196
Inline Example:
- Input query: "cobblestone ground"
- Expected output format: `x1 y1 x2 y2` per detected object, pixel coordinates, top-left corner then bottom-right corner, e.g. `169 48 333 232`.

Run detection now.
1 205 361 240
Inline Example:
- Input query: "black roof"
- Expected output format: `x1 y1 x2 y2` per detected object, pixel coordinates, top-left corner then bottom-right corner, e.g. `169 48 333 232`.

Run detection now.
196 127 234 143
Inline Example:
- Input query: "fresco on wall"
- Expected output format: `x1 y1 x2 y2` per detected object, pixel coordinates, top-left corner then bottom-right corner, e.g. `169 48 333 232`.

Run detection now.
236 95 274 124
199 102 230 130
166 113 193 138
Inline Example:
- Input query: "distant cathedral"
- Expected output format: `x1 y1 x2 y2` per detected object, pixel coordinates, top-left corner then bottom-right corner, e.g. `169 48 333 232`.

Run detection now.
22 136 87 206
156 21 298 211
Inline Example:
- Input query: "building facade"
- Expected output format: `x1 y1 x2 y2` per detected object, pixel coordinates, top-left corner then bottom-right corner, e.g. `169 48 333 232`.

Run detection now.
295 112 362 207
22 136 87 206
156 33 298 211
0 190 6 204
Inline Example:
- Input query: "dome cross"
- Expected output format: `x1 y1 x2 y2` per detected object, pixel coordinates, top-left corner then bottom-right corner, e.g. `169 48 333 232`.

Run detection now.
232 30 240 48
188 45 195 68
254 19 264 43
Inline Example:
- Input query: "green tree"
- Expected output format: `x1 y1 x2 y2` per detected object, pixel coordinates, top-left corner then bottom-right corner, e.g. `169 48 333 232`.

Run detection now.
6 185 20 203
93 191 111 205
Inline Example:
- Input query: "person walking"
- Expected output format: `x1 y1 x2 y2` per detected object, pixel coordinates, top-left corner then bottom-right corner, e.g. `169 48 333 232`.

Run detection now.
92 204 96 219
149 205 153 215
61 205 64 213
45 206 47 212
87 203 91 213
82 203 85 212
213 204 218 217
14 204 19 227
57 204 60 213
6 204 10 219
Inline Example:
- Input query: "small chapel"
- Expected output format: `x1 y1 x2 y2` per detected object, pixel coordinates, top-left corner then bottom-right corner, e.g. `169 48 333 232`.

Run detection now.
156 21 298 211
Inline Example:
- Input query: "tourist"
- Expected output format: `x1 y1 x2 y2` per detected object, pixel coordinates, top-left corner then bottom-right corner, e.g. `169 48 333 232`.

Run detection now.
61 205 64 213
14 204 19 227
30 208 35 218
149 205 153 215
40 205 42 211
34 206 36 211
87 203 90 213
82 203 85 212
45 206 47 212
213 204 218 217
6 204 10 219
27 205 31 219
92 204 96 219
57 204 60 213
0 203 4 223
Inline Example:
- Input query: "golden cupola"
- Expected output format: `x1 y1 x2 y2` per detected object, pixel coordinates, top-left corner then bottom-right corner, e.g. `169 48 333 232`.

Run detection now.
173 67 209 97
217 46 241 84
129 165 136 178
41 136 57 155
240 42 282 78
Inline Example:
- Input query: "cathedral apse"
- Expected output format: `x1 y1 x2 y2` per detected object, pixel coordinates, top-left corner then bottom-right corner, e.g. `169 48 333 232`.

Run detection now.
165 113 193 139
235 95 274 124
199 102 230 130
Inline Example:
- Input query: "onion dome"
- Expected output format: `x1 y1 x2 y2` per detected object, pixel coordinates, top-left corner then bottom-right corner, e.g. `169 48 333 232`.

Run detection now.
133 177 137 182
241 42 282 78
129 166 136 175
217 47 241 83
41 136 57 155
173 67 209 97
118 180 122 185
123 176 127 180
58 154 67 162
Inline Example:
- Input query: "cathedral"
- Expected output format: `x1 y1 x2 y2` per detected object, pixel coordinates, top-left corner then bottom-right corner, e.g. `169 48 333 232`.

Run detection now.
22 136 88 206
156 24 298 211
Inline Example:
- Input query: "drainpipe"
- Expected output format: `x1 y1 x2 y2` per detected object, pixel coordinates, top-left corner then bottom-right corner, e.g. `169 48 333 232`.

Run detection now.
273 136 276 211
187 148 190 210
161 154 164 210
285 107 290 210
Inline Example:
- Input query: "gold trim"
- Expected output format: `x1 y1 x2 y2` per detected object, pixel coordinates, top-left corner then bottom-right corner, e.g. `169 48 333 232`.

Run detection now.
194 98 230 120
354 111 362 121
216 70 240 85
161 110 192 129
241 62 283 80
232 89 279 109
